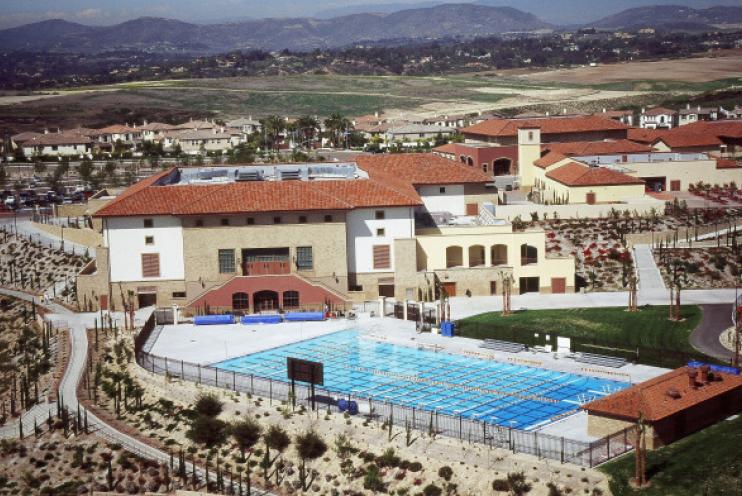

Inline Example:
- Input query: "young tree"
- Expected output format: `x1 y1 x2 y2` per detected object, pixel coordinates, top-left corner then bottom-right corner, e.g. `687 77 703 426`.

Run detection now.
294 430 327 491
231 417 262 461
262 424 290 485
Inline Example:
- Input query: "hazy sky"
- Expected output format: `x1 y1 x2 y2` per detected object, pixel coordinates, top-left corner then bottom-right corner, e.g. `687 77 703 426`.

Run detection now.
2 0 741 29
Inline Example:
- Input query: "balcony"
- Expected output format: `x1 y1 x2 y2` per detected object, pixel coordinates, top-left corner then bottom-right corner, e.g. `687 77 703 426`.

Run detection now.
241 248 291 276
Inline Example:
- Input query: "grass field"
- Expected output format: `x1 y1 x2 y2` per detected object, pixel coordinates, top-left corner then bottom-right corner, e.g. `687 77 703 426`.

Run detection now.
600 414 742 496
456 306 705 367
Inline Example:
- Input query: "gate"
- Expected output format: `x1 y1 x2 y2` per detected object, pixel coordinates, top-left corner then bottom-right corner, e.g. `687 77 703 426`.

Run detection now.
393 302 404 319
406 303 419 322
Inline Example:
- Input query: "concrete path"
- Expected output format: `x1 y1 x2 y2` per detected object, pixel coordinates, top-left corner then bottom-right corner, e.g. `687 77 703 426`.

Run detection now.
0 216 95 258
690 304 734 362
633 244 666 291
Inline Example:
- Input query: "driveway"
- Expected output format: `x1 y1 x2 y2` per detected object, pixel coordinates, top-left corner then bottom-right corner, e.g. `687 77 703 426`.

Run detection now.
690 304 734 362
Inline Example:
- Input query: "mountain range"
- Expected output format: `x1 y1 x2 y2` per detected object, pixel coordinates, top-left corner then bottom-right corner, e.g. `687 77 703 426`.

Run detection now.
1 3 741 54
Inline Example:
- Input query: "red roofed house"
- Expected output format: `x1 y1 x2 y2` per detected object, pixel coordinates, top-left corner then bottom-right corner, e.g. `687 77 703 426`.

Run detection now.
78 154 576 312
639 107 678 130
583 365 742 449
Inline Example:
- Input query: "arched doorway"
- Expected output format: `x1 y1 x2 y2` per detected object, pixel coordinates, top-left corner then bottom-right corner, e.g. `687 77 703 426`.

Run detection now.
253 290 279 311
493 158 512 176
446 246 463 268
232 292 249 311
520 244 538 265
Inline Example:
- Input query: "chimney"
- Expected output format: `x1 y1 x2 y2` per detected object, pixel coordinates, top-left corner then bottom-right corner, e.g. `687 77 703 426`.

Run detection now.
43 128 49 134
641 107 646 114
57 128 61 134
562 108 567 115
699 365 710 383
545 111 550 116
602 108 606 113
698 105 701 112
687 103 691 110
688 368 698 388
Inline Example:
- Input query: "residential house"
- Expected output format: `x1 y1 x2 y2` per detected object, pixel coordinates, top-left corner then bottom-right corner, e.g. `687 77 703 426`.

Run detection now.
639 107 677 129
678 104 719 126
384 124 456 147
226 117 262 134
21 131 93 158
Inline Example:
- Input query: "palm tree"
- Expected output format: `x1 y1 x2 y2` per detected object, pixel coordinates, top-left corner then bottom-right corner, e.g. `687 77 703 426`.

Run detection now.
294 430 327 491
323 113 351 148
261 115 285 153
296 115 319 149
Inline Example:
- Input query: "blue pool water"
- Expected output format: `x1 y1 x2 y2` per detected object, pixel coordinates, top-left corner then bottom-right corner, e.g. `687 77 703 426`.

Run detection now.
214 330 628 430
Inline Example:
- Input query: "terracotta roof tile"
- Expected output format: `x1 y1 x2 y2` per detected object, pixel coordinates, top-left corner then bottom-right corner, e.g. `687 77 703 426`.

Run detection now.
534 151 569 169
356 153 491 185
24 132 92 146
627 128 669 144
582 366 742 422
461 115 629 138
642 107 677 116
653 133 723 149
543 140 652 156
546 162 644 187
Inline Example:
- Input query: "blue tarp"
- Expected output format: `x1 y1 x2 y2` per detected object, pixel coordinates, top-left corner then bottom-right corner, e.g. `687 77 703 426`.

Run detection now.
284 312 325 322
240 314 282 325
194 314 234 326
440 321 455 337
687 360 740 375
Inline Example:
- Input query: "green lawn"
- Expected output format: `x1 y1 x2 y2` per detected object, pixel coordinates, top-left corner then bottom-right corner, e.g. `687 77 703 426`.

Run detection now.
456 306 705 367
600 414 742 496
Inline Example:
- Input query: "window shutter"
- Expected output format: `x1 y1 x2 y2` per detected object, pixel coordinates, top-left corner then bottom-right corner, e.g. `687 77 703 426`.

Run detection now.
141 253 160 278
373 245 391 270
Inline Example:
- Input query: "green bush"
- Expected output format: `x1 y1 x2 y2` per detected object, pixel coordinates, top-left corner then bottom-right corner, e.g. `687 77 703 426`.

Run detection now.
438 465 453 481
194 393 224 417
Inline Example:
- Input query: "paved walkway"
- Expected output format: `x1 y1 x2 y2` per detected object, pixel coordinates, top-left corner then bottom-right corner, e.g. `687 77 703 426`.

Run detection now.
633 244 666 291
690 304 734 361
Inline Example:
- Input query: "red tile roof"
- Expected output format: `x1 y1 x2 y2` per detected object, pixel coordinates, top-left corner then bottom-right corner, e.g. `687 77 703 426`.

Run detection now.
94 125 136 134
543 140 652 156
461 115 629 138
433 143 459 154
546 162 644 187
627 128 669 144
653 133 723 149
582 366 742 422
356 153 491 185
642 107 677 116
24 132 92 146
716 158 741 169
534 151 569 169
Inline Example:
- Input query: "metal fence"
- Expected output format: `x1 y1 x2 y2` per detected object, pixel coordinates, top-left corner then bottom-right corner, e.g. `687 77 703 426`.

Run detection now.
135 325 635 468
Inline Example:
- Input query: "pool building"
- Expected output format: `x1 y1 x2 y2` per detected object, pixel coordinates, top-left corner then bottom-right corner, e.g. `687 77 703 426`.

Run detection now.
78 154 574 312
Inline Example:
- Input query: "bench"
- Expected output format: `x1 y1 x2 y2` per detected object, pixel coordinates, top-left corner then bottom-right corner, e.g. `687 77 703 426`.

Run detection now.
574 352 627 368
479 339 527 353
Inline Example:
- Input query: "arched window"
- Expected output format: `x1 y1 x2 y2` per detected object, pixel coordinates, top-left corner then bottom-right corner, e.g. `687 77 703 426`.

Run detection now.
446 246 463 268
491 245 508 266
520 244 538 265
466 157 474 166
232 292 249 310
283 290 300 308
253 290 278 311
493 158 512 176
468 245 485 267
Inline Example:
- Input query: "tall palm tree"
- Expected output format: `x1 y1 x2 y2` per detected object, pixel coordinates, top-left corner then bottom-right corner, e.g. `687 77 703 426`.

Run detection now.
296 116 319 149
323 113 351 148
261 115 285 153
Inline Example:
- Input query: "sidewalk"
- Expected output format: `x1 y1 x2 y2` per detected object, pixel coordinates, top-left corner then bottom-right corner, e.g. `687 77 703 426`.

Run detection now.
633 244 666 291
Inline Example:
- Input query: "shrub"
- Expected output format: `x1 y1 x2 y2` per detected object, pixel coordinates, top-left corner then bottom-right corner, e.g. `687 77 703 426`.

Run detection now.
194 393 224 417
423 483 442 496
377 448 400 468
187 415 228 446
438 465 453 481
363 464 386 492
407 461 422 472
492 478 509 492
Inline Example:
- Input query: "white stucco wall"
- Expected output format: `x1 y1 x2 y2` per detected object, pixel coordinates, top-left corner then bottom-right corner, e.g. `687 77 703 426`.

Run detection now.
346 207 415 273
417 184 466 216
105 216 185 282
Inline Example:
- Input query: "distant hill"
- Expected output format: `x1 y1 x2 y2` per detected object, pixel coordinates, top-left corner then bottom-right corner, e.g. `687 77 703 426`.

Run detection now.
590 5 742 30
0 4 552 54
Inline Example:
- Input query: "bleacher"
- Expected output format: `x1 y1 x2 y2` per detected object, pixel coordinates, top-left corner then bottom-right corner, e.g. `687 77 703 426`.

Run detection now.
574 352 627 368
479 339 527 353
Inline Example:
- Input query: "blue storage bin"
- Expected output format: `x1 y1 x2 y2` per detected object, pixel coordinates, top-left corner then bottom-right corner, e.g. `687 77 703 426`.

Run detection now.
337 399 348 412
284 312 325 322
240 314 282 325
347 401 359 415
194 314 234 326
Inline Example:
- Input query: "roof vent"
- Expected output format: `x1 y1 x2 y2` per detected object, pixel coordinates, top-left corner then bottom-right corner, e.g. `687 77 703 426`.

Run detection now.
665 388 682 399
236 169 262 182
280 169 301 181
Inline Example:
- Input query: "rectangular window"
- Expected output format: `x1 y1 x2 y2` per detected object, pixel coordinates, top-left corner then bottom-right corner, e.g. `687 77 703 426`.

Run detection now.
273 216 282 224
296 246 313 270
143 218 154 228
324 214 333 222
221 218 230 226
376 228 385 237
375 210 385 220
246 217 255 225
373 245 391 270
141 253 160 278
195 219 204 227
298 215 307 224
439 187 446 194
218 249 236 274
172 291 187 299
144 236 154 245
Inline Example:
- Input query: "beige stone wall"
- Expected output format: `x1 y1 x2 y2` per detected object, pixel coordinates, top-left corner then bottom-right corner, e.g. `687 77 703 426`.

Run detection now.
436 267 507 297
463 183 500 207
76 248 110 311
587 414 660 450
627 159 742 191
181 212 349 298
32 221 103 248
542 179 646 205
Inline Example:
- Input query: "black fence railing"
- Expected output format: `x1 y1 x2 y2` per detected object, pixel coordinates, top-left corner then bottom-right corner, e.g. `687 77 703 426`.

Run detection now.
134 324 636 468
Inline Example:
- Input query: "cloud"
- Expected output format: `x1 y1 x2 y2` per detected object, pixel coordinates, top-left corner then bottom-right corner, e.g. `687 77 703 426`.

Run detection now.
76 8 103 19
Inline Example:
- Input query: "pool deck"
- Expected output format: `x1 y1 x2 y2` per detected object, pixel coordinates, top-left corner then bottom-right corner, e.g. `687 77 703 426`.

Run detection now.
150 314 667 442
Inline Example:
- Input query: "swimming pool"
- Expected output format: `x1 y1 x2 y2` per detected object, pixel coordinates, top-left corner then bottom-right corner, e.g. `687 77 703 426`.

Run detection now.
213 330 628 430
